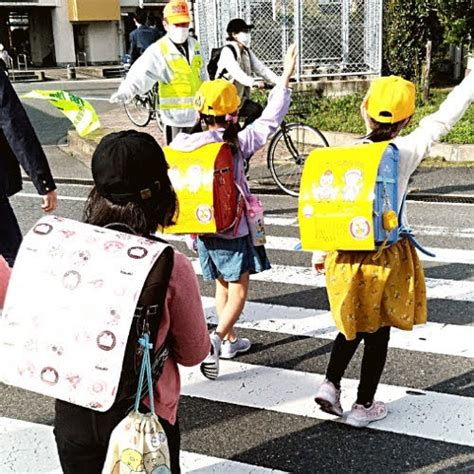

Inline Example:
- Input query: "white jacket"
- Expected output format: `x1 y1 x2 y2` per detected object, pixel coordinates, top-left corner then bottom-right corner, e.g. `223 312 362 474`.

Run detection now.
216 41 279 101
116 35 208 127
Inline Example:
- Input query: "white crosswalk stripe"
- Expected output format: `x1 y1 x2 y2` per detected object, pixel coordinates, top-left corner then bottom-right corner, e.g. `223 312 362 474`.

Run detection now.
2 196 474 472
200 297 474 358
180 361 473 447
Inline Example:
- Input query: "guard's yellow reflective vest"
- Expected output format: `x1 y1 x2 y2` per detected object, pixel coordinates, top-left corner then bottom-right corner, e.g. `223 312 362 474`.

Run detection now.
158 39 203 112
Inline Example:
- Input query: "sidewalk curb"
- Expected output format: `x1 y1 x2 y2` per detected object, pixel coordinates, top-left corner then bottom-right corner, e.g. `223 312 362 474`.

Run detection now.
66 128 474 166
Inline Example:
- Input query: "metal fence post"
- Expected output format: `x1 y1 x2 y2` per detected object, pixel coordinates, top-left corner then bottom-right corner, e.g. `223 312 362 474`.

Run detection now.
342 0 350 67
294 0 301 81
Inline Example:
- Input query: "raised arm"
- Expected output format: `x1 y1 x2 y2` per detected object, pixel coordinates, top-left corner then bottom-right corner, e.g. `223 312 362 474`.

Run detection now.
238 44 297 157
394 72 474 176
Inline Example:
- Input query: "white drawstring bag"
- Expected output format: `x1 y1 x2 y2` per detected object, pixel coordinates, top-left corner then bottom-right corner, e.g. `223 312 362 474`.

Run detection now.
102 333 171 474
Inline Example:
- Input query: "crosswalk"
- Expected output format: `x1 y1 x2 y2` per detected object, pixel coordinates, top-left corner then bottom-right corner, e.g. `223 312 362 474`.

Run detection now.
2 194 474 472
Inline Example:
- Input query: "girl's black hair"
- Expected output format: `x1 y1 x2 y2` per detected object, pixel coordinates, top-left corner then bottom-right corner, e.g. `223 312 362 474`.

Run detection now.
83 183 178 236
195 113 240 150
364 117 410 143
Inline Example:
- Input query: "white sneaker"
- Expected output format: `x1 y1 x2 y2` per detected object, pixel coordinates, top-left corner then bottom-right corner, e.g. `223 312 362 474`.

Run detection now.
200 333 221 380
314 379 343 417
220 337 251 359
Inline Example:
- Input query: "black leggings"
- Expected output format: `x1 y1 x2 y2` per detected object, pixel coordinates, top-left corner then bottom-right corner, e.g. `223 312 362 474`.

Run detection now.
54 399 181 473
326 326 391 406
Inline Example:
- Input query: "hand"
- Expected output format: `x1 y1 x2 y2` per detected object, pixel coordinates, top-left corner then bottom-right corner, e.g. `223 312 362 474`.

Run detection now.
110 90 133 104
281 43 298 85
254 80 266 89
41 191 57 213
360 91 372 134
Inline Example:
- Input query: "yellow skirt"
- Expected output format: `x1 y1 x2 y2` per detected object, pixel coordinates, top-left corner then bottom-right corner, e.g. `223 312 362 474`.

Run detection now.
325 239 427 341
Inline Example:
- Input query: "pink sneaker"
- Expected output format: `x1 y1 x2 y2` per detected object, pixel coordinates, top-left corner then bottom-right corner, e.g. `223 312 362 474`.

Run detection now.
315 380 343 416
346 401 387 428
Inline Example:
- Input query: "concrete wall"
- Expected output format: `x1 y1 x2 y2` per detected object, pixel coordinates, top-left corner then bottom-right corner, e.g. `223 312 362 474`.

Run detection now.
51 0 76 65
85 22 120 64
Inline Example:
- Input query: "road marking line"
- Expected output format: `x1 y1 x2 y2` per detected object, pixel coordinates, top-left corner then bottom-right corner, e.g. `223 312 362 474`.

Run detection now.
201 297 474 358
191 259 474 302
180 362 474 447
0 417 287 474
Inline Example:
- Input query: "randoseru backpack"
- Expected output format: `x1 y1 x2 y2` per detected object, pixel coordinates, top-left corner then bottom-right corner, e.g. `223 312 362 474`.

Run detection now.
164 142 244 234
207 44 238 80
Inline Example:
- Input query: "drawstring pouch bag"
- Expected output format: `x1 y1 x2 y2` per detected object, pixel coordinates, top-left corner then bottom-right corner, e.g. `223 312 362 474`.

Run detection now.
235 183 266 246
102 332 171 474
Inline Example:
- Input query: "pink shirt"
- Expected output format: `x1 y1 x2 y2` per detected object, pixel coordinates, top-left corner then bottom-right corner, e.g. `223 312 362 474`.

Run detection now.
0 256 11 308
146 250 210 424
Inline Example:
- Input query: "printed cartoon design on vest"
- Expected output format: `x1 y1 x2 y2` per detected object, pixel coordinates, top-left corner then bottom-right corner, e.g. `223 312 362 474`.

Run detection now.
343 169 363 202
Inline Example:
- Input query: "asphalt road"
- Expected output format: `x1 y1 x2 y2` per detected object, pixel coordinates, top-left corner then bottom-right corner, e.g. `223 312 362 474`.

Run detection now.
0 79 473 473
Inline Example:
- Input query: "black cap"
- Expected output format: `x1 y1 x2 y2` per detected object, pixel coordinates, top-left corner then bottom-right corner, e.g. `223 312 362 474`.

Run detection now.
227 18 254 35
92 130 168 204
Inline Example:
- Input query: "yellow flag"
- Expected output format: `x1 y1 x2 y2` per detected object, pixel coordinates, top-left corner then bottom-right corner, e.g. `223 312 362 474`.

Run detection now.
23 90 100 137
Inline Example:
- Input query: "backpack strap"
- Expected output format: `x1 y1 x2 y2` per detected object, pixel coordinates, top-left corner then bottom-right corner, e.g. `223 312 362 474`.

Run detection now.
397 194 436 257
112 228 174 404
218 44 238 79
133 244 174 403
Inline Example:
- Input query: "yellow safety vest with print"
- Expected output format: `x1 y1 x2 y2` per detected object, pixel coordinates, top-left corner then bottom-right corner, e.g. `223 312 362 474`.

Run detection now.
158 38 204 123
298 141 399 252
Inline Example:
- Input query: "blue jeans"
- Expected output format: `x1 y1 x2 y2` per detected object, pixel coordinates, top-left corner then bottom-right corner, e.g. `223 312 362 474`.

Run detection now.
0 198 22 266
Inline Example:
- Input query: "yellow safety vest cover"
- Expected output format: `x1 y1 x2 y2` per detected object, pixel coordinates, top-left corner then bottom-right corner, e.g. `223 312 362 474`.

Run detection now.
163 143 225 234
298 141 390 251
158 39 203 113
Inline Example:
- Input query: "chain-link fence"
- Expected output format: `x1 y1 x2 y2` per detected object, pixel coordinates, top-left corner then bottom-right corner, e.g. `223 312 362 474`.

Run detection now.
195 0 382 79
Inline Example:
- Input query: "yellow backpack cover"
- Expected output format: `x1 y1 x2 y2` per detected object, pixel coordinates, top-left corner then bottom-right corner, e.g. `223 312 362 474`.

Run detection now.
298 141 393 251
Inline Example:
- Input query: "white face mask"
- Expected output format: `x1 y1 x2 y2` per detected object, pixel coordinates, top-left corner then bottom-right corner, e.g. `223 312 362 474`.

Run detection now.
235 32 251 48
168 25 189 44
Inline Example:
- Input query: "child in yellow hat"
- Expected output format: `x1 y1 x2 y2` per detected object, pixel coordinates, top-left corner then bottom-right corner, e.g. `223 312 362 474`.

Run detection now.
169 45 298 380
314 72 473 427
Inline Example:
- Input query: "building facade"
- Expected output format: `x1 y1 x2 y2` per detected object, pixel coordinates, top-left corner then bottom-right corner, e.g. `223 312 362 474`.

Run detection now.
0 0 176 67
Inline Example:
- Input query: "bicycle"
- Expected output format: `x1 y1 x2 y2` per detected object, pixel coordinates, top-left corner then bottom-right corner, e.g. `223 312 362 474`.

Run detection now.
247 87 329 197
267 120 328 197
123 84 164 132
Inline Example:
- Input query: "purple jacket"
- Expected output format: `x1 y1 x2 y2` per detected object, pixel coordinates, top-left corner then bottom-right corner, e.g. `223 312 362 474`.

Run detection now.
170 86 291 238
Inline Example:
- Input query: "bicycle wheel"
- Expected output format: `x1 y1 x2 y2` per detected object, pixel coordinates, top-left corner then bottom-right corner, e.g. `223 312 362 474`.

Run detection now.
124 94 152 127
152 89 164 133
268 122 329 197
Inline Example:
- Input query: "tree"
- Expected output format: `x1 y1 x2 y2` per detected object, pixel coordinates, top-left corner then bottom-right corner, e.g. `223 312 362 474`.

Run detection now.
436 0 473 47
383 0 439 82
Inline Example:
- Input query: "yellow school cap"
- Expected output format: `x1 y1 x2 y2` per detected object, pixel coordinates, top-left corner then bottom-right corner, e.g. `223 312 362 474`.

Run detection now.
194 79 241 116
163 0 190 25
366 76 416 124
